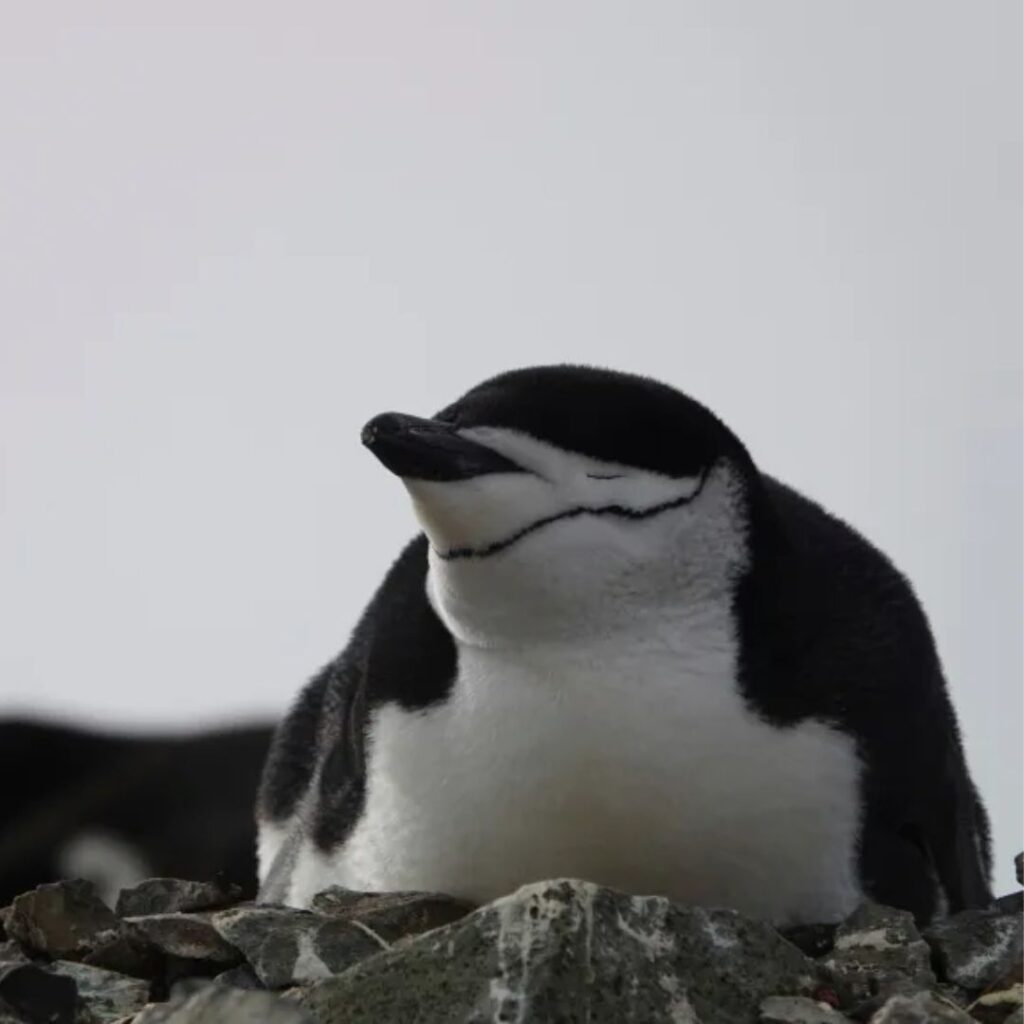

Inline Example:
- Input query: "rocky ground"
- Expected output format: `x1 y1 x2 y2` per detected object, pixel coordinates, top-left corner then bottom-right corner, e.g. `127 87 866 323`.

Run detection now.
0 856 1020 1024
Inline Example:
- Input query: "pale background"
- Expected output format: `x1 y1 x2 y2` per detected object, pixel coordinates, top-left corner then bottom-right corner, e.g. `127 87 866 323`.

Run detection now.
1 3 1020 887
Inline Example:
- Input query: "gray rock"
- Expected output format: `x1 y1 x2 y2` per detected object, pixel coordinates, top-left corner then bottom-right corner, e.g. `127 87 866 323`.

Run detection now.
213 964 264 991
5 876 167 978
48 961 149 1022
0 942 27 965
867 989 974 1022
933 983 971 1008
117 879 243 918
843 978 935 1023
966 981 1023 1024
0 961 77 1024
82 932 162 980
310 888 475 943
6 880 124 960
779 924 837 959
1016 852 1022 887
133 984 313 1023
991 892 1024 915
211 907 382 989
824 903 934 1002
126 914 241 964
168 976 220 1001
759 994 852 1022
4 879 175 978
925 907 1023 991
299 878 825 1024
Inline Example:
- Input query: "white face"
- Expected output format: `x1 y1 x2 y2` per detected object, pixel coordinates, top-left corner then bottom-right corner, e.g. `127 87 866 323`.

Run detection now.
401 427 750 646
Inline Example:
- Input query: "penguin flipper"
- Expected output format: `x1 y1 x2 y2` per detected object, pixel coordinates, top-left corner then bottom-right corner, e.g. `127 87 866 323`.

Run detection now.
305 533 458 851
920 736 993 914
257 660 332 831
860 723 992 922
256 535 456 897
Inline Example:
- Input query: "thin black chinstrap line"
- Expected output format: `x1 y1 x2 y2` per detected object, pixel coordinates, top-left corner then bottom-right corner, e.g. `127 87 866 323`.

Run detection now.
439 464 710 561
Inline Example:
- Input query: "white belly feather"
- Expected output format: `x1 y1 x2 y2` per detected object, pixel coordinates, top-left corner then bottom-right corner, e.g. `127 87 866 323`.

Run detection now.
286 608 864 925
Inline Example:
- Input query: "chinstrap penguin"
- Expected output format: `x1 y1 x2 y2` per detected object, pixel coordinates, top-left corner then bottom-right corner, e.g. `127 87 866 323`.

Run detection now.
256 365 992 924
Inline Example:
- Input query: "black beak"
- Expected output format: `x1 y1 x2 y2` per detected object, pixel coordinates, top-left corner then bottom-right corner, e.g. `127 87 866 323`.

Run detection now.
361 413 525 481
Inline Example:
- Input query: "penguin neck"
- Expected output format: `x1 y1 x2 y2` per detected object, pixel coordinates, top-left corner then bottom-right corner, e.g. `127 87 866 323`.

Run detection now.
420 461 755 649
425 518 749 651
428 566 714 650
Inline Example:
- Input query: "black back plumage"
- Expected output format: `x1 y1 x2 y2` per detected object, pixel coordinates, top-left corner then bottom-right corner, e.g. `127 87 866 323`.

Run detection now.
257 365 992 921
734 477 992 918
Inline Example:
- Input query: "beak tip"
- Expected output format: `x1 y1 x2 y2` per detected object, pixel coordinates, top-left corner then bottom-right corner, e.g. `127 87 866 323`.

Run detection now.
359 411 522 481
362 412 408 452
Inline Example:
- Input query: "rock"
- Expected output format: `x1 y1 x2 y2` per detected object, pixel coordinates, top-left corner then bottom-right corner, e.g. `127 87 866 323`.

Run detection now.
211 906 383 989
0 961 77 1024
824 903 934 1002
6 880 123 960
1016 853 1022 888
0 942 26 966
933 982 971 1008
2 869 1019 1022
967 981 1023 1024
213 964 264 990
48 961 150 1022
299 878 825 1024
1004 1007 1023 1024
117 879 243 918
126 914 241 964
842 978 927 1023
5 876 165 978
759 994 853 1022
82 931 163 980
867 989 974 1022
780 924 837 959
991 892 1024 915
310 888 475 943
925 908 1023 991
168 975 219 1001
4 878 170 978
132 984 313 1023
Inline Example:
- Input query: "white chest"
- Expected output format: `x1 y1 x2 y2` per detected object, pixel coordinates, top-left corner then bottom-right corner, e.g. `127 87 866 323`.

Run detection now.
291 617 864 924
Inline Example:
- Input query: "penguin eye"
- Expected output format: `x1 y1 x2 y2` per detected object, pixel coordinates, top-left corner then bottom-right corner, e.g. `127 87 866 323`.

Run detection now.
587 474 622 481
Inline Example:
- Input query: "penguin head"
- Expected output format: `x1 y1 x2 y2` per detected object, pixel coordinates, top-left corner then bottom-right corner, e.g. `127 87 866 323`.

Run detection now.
363 366 756 643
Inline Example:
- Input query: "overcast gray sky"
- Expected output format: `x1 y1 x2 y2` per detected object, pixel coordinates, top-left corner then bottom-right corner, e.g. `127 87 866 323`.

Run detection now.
1 2 1020 888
